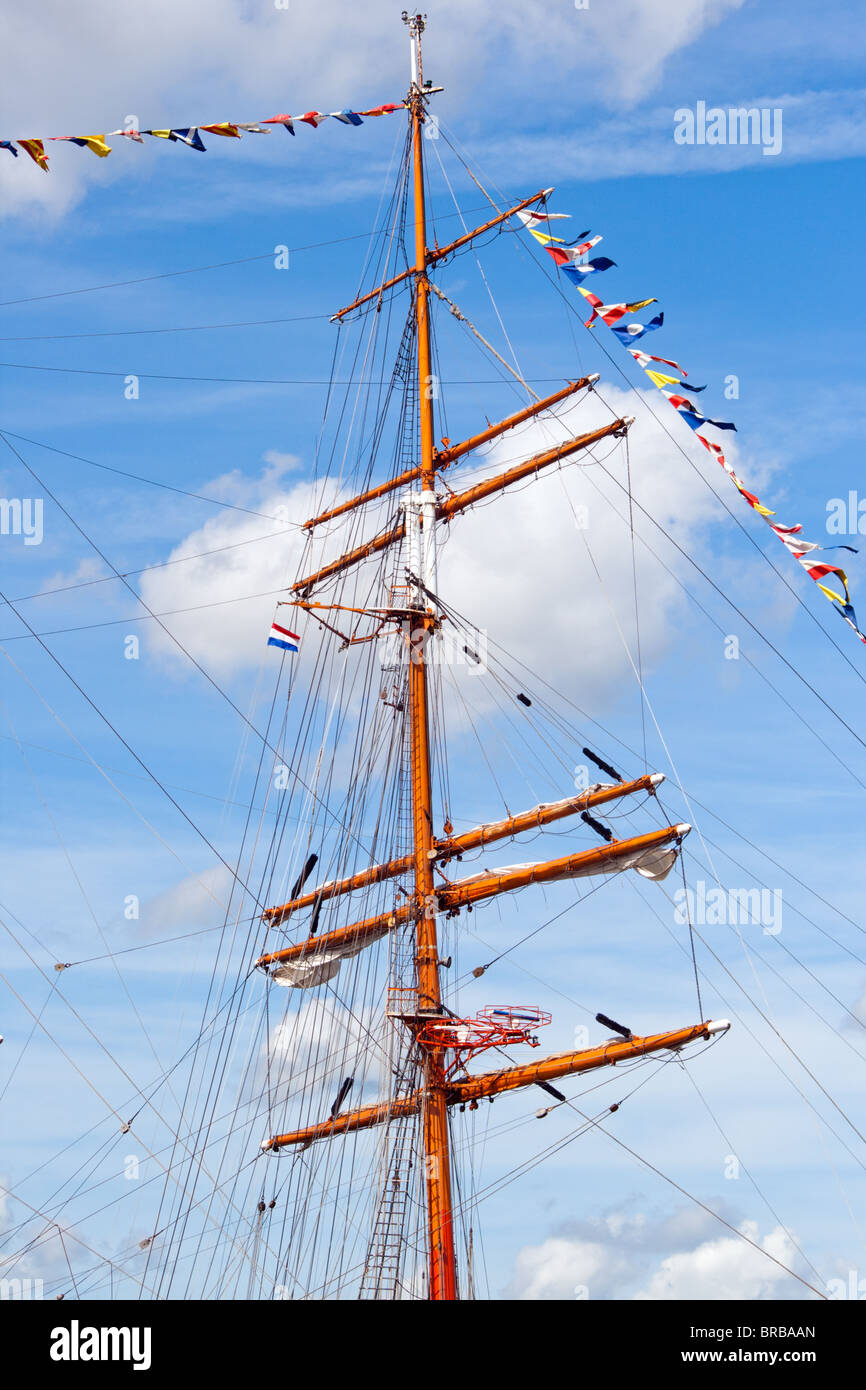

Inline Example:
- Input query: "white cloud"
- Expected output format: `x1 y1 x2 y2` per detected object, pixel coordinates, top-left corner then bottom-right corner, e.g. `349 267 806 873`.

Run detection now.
136 470 322 677
266 995 387 1128
0 0 745 220
507 1205 807 1299
476 87 866 184
271 995 369 1073
635 1220 801 1300
135 863 233 939
261 449 303 477
137 383 737 711
9 3 865 228
0 1177 87 1292
508 1233 632 1299
433 383 724 706
850 981 866 1028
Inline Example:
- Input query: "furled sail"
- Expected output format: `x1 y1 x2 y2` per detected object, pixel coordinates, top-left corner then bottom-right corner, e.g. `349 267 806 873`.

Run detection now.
271 937 371 988
265 825 690 988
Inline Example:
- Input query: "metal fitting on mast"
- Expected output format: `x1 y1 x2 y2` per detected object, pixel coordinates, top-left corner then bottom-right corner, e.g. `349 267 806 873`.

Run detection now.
403 11 426 93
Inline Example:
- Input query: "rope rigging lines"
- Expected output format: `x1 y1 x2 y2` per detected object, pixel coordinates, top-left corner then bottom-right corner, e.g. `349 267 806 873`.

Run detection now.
2 94 865 1306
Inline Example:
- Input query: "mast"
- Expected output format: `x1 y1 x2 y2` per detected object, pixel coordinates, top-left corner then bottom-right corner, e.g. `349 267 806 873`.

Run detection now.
403 9 459 1303
253 16 729 1303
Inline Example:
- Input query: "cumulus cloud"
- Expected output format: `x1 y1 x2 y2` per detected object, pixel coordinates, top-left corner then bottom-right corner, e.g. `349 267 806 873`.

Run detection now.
433 383 725 706
136 469 322 677
850 981 866 1028
483 87 866 184
9 1 864 230
134 863 234 939
266 994 388 1130
0 1178 88 1294
271 995 370 1072
508 1233 632 1299
0 0 745 220
636 1220 801 1300
137 381 743 712
506 1204 807 1299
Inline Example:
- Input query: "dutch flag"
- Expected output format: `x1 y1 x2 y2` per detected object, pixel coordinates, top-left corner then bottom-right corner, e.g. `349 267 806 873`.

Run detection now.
268 618 300 654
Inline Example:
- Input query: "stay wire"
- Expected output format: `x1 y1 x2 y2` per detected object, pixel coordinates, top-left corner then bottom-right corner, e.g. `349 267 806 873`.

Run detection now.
0 431 383 869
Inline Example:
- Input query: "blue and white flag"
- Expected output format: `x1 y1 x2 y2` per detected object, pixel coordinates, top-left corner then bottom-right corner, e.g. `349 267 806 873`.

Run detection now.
559 256 617 285
610 312 664 345
169 128 206 150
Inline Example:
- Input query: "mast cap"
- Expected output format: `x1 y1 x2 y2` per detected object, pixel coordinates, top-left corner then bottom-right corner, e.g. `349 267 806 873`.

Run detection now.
706 1018 731 1036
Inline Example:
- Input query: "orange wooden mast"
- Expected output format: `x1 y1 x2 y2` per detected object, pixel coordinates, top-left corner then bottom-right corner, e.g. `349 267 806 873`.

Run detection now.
404 12 458 1300
260 1020 731 1152
261 773 665 924
257 15 727 1302
329 187 554 324
256 821 692 970
301 377 600 532
292 417 630 597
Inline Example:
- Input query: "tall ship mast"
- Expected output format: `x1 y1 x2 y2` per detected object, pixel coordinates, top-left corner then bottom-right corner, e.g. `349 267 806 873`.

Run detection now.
39 12 866 1310
248 13 729 1302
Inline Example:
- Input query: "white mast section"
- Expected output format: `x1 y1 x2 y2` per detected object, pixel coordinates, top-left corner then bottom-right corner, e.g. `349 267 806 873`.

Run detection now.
420 490 437 592
406 10 424 90
405 491 422 599
404 490 438 601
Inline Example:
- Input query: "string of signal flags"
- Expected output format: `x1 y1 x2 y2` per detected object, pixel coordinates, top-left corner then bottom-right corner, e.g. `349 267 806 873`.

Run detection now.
4 96 860 649
513 206 866 650
0 101 406 171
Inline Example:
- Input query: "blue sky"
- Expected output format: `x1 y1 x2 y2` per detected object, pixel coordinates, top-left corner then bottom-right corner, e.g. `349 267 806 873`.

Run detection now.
1 0 866 1301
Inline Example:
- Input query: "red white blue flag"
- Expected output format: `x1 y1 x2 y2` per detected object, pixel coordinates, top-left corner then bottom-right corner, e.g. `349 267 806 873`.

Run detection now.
268 616 300 654
629 349 689 375
662 391 736 432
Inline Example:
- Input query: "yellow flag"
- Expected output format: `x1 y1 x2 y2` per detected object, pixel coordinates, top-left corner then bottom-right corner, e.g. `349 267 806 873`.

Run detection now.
18 138 49 170
148 130 173 139
644 368 680 390
528 228 564 245
200 123 241 138
76 135 111 157
816 580 846 605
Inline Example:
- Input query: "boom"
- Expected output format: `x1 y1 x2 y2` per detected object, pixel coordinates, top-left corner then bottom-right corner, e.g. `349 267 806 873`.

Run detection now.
261 1020 731 1151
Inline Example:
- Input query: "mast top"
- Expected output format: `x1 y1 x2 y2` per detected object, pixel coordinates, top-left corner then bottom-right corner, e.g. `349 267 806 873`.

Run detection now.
401 11 427 40
402 11 438 100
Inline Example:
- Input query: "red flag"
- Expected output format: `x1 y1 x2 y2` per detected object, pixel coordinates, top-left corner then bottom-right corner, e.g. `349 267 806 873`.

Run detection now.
18 138 49 171
359 103 404 117
200 123 240 138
